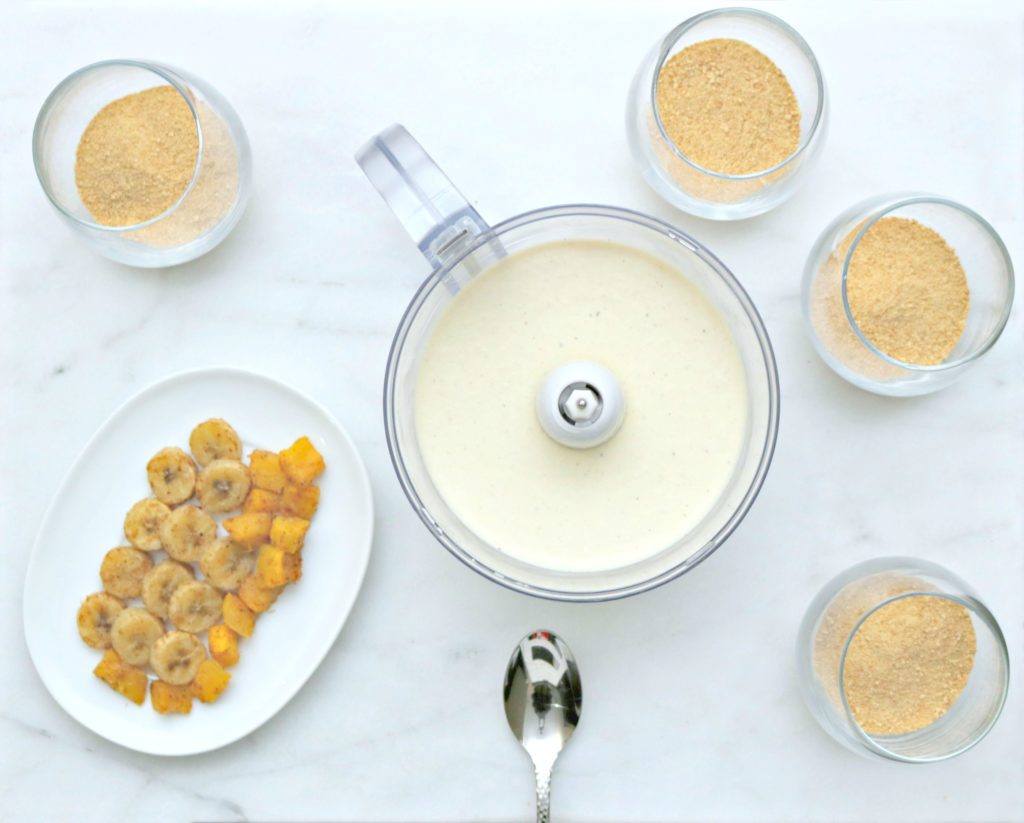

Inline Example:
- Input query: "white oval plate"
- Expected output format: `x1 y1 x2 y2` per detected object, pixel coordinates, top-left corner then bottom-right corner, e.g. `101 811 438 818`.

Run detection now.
23 367 374 755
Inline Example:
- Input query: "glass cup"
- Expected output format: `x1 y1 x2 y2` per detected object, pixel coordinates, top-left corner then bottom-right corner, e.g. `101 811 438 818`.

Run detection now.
797 557 1009 763
33 59 252 268
802 194 1014 396
356 125 779 601
626 8 827 220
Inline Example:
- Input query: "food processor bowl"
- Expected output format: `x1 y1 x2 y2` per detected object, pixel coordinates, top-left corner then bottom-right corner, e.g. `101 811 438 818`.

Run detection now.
357 125 779 601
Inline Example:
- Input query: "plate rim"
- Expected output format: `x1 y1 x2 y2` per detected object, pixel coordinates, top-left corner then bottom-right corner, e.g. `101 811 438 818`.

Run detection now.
22 365 375 756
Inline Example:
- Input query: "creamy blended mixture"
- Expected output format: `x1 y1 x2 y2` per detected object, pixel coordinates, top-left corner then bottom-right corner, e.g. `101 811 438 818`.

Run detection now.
415 239 749 572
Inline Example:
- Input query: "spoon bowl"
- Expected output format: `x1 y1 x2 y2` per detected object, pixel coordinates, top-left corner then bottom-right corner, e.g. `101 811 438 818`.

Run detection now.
503 630 582 822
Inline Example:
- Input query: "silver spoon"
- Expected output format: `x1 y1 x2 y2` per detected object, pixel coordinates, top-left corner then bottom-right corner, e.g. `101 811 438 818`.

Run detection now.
503 630 582 823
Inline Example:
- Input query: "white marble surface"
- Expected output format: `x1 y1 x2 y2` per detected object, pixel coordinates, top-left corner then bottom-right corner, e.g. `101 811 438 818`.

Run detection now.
2 0 1022 820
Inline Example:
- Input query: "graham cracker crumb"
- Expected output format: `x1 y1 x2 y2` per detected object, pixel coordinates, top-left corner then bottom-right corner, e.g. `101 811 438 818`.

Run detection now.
655 38 801 175
846 218 970 365
75 86 199 227
843 595 976 736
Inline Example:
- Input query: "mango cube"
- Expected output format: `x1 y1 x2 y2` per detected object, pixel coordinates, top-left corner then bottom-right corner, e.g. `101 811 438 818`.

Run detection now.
223 512 272 547
280 436 325 485
191 659 231 703
250 449 287 493
238 574 282 614
151 681 193 715
243 488 283 515
93 649 147 705
257 544 302 588
222 592 256 637
270 516 310 554
282 483 319 519
209 624 240 668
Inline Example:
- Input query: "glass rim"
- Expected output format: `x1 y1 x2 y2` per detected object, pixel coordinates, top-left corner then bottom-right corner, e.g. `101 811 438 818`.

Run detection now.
837 589 1010 764
839 194 1016 372
382 203 780 602
649 7 826 181
32 58 204 233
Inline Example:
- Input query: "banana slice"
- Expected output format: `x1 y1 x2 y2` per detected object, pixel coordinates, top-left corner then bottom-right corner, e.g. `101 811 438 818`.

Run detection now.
159 504 217 563
110 608 165 666
147 447 197 505
100 546 153 599
168 580 223 633
189 418 242 467
200 539 256 592
150 631 207 685
77 592 125 649
141 560 195 619
196 459 251 513
123 498 171 551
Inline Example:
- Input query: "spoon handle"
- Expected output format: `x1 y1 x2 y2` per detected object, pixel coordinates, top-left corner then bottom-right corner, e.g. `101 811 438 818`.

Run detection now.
535 765 552 823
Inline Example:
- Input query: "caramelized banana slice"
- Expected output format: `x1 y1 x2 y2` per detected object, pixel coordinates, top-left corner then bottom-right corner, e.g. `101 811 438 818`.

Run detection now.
141 560 195 619
100 546 153 599
196 459 250 513
77 592 125 649
110 608 164 666
189 419 242 467
146 447 197 505
168 580 223 633
123 498 171 551
150 631 206 686
160 505 217 563
200 539 255 592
